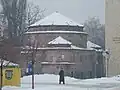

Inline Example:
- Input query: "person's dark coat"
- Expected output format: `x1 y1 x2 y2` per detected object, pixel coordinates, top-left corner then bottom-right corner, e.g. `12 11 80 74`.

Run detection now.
59 70 65 84
71 71 73 77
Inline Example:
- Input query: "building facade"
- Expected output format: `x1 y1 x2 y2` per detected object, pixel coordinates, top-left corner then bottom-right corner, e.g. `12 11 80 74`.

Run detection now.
21 12 105 78
105 0 120 76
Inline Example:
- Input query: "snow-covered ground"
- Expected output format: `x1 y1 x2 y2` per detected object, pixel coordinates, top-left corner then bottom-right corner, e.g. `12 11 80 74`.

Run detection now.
2 74 120 90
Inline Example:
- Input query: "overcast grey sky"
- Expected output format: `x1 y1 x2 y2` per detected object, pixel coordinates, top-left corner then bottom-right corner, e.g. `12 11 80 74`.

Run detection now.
29 0 104 24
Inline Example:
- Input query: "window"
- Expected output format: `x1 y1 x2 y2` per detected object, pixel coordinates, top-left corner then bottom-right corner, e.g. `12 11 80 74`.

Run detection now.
80 72 84 79
80 59 82 63
31 35 35 40
66 65 69 69
51 56 56 62
56 66 59 69
89 55 93 60
57 54 64 61
96 60 99 64
68 34 73 37
0 30 3 37
88 71 92 78
80 56 83 63
61 54 64 59
85 55 87 60
58 56 61 61
82 55 86 61
50 56 56 62
50 56 53 61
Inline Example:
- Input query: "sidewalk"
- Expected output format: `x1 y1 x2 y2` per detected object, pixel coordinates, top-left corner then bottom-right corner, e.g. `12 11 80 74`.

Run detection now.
110 87 120 90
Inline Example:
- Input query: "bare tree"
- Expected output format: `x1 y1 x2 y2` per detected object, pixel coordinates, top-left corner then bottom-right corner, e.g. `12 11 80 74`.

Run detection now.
0 0 27 39
0 2 44 89
26 2 45 26
84 17 105 49
0 0 44 63
22 38 38 89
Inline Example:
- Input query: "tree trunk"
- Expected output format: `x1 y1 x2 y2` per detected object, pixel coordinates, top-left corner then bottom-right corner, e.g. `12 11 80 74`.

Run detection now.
0 60 3 90
32 50 34 89
32 60 34 89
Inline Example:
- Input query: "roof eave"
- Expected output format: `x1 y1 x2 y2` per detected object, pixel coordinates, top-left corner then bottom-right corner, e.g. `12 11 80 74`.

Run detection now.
29 24 84 28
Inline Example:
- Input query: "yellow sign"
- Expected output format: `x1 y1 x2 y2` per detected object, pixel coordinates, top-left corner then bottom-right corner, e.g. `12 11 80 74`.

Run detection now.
0 66 21 86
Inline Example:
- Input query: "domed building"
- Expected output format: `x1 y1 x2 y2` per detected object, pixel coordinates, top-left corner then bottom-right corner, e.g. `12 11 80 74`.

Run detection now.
22 12 105 79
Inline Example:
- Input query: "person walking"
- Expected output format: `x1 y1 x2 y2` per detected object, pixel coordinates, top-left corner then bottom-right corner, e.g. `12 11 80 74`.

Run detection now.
71 71 74 77
59 68 65 84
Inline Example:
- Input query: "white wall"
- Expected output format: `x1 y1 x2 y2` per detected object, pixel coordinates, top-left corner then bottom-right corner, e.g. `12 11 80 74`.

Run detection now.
105 0 120 76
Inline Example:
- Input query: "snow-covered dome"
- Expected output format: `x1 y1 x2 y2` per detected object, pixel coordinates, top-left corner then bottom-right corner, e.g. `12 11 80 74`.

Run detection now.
30 12 83 27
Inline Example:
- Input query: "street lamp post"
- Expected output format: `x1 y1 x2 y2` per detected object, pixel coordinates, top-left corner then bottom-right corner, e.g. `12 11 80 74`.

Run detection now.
30 46 35 89
106 54 110 77
32 57 34 89
102 50 110 77
27 38 38 89
31 40 38 89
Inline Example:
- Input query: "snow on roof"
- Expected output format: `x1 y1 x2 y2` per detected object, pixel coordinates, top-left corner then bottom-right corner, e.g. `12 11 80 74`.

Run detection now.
21 51 33 54
26 45 93 51
48 36 72 45
0 60 19 66
71 45 93 50
22 44 93 51
26 30 88 34
30 12 83 27
87 41 101 49
41 62 75 65
22 46 33 49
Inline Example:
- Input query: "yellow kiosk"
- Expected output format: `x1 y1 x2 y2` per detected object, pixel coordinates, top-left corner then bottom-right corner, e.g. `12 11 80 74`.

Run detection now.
0 63 21 86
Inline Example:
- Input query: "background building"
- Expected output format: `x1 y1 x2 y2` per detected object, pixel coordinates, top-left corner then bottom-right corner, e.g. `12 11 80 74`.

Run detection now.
105 0 120 76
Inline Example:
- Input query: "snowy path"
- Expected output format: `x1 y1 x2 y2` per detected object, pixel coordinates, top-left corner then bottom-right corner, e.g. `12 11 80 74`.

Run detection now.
2 74 120 90
21 82 120 88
